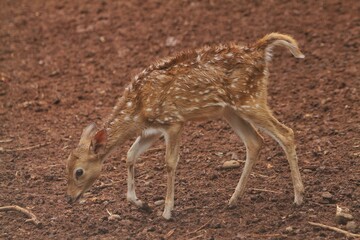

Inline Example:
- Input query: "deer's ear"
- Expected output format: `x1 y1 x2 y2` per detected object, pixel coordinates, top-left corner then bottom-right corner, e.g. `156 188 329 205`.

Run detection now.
90 129 107 153
79 123 97 146
81 123 97 139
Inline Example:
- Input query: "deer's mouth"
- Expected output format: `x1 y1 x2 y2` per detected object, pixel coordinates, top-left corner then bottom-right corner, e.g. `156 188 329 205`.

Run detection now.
66 191 84 204
74 192 83 202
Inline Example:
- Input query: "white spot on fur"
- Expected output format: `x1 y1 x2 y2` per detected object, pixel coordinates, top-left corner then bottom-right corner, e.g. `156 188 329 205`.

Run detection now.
197 54 201 62
143 128 162 136
204 102 227 108
186 107 200 111
156 119 164 124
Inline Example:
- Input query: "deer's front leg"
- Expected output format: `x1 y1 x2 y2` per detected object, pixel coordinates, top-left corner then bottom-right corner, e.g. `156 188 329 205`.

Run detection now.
126 132 161 207
162 124 182 220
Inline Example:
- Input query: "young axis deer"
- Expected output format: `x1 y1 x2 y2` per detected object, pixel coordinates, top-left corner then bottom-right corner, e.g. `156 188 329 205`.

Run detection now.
66 33 305 219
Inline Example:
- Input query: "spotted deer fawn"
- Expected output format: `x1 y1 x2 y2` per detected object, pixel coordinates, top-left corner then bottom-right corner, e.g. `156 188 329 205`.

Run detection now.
66 33 305 219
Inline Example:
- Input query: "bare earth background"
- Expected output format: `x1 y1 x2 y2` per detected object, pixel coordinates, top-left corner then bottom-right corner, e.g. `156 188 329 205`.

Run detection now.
0 0 359 239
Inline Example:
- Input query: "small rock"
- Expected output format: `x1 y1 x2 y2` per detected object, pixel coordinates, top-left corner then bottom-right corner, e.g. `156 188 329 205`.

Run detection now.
215 152 224 157
335 205 354 225
285 226 294 233
165 36 178 47
221 160 241 169
336 212 354 225
321 192 333 200
49 70 60 77
99 36 106 42
346 221 358 232
320 191 335 203
154 200 164 206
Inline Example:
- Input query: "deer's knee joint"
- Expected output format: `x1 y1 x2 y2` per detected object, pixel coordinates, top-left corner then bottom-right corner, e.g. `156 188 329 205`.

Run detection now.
165 157 178 172
166 163 177 173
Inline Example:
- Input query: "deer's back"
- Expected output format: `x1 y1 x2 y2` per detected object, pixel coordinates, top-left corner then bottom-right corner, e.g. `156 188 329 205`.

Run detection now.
127 44 267 125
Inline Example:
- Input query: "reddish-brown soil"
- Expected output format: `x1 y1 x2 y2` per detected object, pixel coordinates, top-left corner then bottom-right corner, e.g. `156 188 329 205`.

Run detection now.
1 0 359 239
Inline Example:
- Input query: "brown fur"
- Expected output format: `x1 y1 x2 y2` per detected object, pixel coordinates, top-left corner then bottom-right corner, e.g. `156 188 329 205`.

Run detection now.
66 33 305 219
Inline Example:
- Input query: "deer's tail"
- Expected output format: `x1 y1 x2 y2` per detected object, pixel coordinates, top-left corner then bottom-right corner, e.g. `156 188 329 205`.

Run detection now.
254 33 305 60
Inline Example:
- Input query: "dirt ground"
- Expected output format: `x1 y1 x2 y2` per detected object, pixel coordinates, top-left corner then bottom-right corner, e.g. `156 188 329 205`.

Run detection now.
0 0 359 239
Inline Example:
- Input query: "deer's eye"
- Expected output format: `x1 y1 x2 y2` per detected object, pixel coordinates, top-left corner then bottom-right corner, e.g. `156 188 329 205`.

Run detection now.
75 168 84 179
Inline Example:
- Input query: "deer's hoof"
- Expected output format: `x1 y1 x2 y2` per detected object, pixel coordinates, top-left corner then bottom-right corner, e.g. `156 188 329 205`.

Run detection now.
228 197 238 208
294 194 304 206
162 209 172 220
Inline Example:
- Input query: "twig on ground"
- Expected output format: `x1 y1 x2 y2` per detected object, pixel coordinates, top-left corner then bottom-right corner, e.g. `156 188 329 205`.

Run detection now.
187 234 204 240
0 142 49 152
0 205 41 227
0 139 13 143
185 218 213 236
164 228 176 239
308 221 360 238
249 188 283 194
247 233 283 238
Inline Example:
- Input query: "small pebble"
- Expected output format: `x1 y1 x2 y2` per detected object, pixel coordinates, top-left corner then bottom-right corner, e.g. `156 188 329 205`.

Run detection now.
335 205 354 225
321 192 333 200
285 226 294 233
154 200 165 206
335 212 354 225
221 160 241 169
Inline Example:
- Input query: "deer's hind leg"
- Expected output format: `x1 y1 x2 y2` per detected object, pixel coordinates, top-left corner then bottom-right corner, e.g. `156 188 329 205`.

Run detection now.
241 107 304 205
126 130 162 207
224 109 264 207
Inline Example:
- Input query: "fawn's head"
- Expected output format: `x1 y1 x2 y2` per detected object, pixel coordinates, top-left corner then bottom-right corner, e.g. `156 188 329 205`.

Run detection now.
66 123 107 203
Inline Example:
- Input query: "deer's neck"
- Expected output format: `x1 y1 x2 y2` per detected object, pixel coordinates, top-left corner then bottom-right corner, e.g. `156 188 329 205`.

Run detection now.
100 97 143 159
